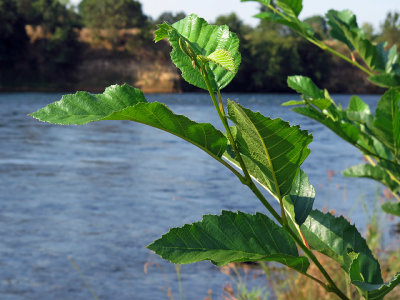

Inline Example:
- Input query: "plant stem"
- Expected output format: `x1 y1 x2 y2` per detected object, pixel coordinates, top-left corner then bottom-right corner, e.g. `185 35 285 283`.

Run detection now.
202 68 283 224
284 226 350 300
202 68 252 184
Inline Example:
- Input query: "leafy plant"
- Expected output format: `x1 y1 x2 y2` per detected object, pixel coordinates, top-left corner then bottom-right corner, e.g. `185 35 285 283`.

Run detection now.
30 12 400 299
244 0 400 217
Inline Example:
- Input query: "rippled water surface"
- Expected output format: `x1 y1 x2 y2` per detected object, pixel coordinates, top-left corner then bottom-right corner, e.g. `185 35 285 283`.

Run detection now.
0 92 394 299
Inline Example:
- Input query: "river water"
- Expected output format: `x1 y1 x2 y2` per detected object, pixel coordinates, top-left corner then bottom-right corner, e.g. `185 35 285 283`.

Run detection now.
0 92 396 299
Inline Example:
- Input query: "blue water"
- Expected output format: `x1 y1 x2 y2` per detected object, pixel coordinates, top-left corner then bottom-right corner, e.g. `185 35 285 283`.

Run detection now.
0 92 394 299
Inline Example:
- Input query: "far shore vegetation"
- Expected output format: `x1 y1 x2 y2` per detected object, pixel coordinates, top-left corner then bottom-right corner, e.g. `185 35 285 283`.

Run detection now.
1 0 400 93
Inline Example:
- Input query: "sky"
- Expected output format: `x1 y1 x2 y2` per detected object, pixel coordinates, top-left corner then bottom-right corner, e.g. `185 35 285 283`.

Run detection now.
70 0 399 31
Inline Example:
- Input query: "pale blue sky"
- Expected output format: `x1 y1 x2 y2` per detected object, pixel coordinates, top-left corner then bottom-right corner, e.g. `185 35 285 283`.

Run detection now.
70 0 399 31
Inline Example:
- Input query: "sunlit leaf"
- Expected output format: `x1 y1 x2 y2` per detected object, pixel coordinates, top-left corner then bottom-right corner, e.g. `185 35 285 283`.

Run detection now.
199 49 236 73
30 84 227 158
154 14 241 91
148 210 310 272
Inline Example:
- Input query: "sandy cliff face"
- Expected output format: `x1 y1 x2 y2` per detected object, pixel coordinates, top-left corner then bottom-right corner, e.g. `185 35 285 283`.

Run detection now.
74 51 180 93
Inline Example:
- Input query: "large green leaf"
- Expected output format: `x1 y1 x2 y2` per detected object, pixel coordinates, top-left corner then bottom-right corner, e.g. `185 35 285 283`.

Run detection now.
227 101 312 199
30 84 227 158
301 210 383 285
154 14 241 91
148 210 309 272
343 164 400 193
382 202 400 217
349 253 400 299
372 89 400 157
30 84 146 124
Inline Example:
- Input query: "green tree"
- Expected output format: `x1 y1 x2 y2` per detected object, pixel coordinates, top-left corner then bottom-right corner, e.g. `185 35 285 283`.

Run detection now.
379 11 400 48
303 15 328 39
79 0 147 49
362 22 375 40
79 0 147 30
215 12 252 36
28 0 81 82
154 11 186 25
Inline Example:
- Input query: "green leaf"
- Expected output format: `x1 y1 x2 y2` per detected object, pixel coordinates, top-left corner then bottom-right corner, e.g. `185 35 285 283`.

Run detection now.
276 0 303 18
349 253 400 299
148 210 309 272
343 164 400 193
30 84 227 158
154 14 241 91
227 101 312 199
282 100 305 106
254 12 313 36
368 74 400 88
199 49 236 73
346 96 372 124
287 76 333 111
282 169 314 227
326 9 386 71
288 91 394 162
385 44 400 74
382 202 400 217
301 210 383 284
224 145 314 226
287 76 324 100
291 106 360 146
241 0 271 5
30 84 146 125
373 89 400 156
326 9 360 51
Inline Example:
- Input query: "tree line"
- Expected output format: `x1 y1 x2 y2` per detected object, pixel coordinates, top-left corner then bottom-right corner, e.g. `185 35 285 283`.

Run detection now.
1 0 399 92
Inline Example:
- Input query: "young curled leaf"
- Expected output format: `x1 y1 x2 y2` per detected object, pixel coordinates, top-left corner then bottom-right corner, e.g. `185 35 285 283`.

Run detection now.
199 49 236 73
